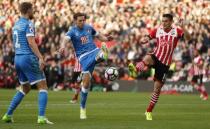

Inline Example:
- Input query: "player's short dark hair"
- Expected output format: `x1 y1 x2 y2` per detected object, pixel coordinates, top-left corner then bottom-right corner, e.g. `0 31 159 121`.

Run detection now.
162 14 173 21
19 2 33 14
73 12 87 20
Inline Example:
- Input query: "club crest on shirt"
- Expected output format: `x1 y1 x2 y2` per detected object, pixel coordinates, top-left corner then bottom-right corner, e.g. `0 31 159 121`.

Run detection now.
159 37 172 47
75 31 79 36
87 29 91 34
29 23 34 33
29 27 34 33
170 29 176 36
160 39 168 46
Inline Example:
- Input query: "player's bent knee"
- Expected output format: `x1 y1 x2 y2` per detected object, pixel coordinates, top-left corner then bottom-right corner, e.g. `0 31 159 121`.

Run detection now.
82 80 90 89
21 84 31 94
23 87 31 94
36 80 48 90
136 61 149 72
154 80 164 93
81 73 91 89
154 87 161 94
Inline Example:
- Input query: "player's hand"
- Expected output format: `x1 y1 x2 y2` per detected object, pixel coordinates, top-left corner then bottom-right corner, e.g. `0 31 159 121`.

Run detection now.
58 48 65 56
39 58 45 71
140 36 150 44
107 35 114 41
178 18 185 28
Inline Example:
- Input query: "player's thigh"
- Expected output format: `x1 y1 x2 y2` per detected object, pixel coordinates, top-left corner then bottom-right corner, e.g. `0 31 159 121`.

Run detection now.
15 55 29 84
72 72 81 83
191 76 198 84
81 72 91 87
153 80 163 93
20 55 46 85
143 54 155 65
80 50 99 74
21 83 31 94
154 63 169 83
36 80 48 90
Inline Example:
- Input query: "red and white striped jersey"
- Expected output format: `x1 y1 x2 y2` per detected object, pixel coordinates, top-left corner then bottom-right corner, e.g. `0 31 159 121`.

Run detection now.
150 26 184 66
191 56 205 75
74 56 82 72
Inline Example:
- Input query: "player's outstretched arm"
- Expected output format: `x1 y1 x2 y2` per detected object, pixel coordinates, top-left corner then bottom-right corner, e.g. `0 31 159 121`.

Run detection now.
140 35 151 44
27 36 45 70
57 36 71 56
96 33 114 42
178 18 191 41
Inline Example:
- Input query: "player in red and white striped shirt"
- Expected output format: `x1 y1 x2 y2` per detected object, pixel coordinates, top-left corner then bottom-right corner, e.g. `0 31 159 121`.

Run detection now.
128 14 191 120
70 56 82 104
189 50 208 100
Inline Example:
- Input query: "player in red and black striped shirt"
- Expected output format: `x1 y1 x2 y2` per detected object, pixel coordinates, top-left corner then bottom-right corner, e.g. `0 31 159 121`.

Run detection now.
129 13 191 120
189 50 208 100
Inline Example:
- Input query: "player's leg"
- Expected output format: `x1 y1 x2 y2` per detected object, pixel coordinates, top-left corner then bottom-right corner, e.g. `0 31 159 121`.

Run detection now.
25 55 53 124
73 84 81 101
128 54 154 77
198 75 208 100
2 55 30 123
70 72 81 103
191 76 204 99
95 43 109 62
2 84 30 123
145 57 169 120
36 80 53 124
145 80 163 120
36 81 48 119
199 84 208 100
80 72 91 119
70 83 80 103
79 49 99 119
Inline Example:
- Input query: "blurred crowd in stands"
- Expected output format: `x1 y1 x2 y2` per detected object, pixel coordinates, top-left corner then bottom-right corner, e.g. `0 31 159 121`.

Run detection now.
0 0 209 89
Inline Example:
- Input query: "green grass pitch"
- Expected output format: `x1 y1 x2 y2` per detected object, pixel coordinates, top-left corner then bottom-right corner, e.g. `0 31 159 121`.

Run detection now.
0 89 209 129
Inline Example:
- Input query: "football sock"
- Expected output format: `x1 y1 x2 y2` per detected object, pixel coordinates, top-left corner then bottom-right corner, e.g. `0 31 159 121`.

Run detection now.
38 90 48 116
200 85 208 97
194 85 202 94
98 52 104 59
80 86 88 109
7 91 25 115
146 92 160 112
136 61 148 72
74 88 80 99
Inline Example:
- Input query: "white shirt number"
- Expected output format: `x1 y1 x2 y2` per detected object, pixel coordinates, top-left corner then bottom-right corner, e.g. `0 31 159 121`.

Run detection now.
14 30 20 48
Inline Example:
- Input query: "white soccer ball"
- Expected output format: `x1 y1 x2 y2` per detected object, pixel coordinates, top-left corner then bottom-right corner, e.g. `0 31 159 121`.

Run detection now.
104 67 119 81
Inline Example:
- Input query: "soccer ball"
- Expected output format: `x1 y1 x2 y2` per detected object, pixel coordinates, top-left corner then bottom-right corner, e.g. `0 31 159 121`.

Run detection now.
104 67 119 81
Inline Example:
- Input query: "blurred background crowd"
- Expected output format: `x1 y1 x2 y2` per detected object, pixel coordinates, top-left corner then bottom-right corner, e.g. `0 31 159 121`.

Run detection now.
0 0 209 89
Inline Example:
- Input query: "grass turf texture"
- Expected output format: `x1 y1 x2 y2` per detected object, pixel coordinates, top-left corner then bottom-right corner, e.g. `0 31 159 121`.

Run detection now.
0 89 209 129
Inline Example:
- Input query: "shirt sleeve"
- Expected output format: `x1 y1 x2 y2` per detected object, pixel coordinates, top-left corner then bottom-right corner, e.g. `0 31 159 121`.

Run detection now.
65 27 73 40
149 28 157 39
91 26 98 36
26 22 35 37
177 27 184 39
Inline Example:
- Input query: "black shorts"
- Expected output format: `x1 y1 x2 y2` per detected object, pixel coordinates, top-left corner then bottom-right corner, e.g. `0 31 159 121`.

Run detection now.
192 75 203 85
151 55 169 83
71 72 81 83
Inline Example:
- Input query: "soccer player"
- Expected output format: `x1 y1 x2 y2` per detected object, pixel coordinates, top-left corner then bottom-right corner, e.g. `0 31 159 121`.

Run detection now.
59 12 113 119
189 50 208 100
1 2 53 124
128 14 191 120
70 56 82 104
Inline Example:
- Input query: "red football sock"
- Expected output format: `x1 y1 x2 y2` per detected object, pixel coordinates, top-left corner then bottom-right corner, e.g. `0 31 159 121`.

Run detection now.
136 61 148 72
200 85 208 97
146 92 160 112
194 85 202 94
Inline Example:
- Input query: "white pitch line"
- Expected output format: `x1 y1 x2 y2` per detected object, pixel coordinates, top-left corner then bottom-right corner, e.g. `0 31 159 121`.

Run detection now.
0 103 210 107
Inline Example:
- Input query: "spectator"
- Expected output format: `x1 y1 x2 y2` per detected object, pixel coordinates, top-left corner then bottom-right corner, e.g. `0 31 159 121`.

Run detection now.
0 0 209 88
